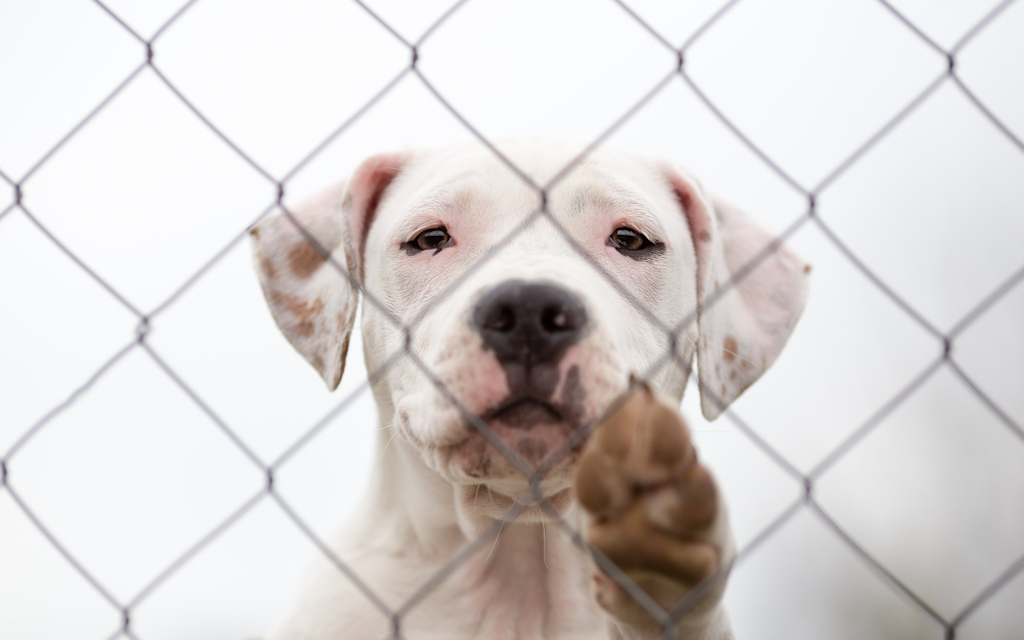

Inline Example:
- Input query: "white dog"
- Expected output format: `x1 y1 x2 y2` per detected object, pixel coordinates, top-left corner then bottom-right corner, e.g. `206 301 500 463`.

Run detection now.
250 138 808 640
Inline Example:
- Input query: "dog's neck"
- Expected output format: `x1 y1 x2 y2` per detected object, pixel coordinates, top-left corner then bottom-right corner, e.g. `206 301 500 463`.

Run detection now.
335 429 604 638
357 432 584 553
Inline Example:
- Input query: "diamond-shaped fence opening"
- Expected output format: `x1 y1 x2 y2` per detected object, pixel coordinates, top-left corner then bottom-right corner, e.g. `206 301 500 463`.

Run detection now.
1 1 1023 639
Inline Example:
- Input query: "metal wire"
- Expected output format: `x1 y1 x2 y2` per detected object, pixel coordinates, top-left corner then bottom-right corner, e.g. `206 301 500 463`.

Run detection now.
2 0 1023 638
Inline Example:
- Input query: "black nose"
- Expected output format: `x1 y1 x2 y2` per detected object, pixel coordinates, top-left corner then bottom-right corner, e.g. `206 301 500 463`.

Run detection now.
472 280 587 366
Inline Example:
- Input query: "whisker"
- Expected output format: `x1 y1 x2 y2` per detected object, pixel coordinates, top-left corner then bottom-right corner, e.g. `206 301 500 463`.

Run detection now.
377 431 398 463
476 498 517 567
341 424 392 443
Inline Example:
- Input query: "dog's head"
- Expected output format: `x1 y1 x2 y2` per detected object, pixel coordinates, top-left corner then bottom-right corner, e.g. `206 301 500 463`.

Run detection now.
251 139 808 520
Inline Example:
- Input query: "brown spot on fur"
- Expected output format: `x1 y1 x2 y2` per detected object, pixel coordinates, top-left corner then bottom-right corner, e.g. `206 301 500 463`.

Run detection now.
729 369 737 381
294 297 324 321
804 264 811 274
260 255 277 280
337 311 348 332
722 336 737 363
271 290 324 338
698 229 711 242
250 227 260 238
288 241 326 279
295 319 315 337
721 383 727 396
313 354 324 370
268 288 295 311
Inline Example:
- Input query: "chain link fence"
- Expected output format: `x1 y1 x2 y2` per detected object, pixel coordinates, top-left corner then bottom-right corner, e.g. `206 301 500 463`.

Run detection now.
2 0 1023 638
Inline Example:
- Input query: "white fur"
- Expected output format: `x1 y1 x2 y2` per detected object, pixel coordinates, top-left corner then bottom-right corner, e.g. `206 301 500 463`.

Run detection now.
250 138 809 640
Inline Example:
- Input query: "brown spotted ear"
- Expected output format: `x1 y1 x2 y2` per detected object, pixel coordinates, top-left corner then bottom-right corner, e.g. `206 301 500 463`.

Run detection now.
666 168 810 420
250 153 406 390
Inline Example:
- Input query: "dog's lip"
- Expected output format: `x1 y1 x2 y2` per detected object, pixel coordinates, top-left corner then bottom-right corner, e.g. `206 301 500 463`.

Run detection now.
482 396 563 423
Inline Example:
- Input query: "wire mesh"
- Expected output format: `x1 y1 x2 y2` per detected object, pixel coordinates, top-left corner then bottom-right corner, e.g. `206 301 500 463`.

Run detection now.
2 0 1023 639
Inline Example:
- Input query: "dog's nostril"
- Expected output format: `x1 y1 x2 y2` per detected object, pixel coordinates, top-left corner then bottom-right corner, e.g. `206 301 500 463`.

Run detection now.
484 305 515 332
541 306 571 332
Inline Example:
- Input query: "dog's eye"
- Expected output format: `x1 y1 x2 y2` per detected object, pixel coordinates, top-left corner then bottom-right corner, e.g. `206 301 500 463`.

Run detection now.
609 227 652 252
404 227 451 254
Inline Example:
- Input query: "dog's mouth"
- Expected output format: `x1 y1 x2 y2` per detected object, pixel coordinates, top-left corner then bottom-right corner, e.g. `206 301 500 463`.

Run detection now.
483 397 563 429
450 366 597 482
461 394 583 473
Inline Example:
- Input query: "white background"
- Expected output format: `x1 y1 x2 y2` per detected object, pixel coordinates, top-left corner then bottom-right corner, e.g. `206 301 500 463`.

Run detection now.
1 0 1023 638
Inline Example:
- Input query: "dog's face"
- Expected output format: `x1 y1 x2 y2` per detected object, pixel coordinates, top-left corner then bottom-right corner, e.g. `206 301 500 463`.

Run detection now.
251 139 808 521
361 142 699 511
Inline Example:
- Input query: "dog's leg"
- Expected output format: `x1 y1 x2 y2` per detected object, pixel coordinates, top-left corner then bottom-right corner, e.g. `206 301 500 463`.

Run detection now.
575 385 735 640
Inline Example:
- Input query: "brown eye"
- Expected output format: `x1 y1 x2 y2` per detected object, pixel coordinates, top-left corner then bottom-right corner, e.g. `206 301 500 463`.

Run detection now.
609 227 651 251
404 227 451 254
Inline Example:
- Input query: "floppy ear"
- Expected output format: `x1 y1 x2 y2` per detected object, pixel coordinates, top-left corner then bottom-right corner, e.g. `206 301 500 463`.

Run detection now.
666 168 810 420
250 153 406 390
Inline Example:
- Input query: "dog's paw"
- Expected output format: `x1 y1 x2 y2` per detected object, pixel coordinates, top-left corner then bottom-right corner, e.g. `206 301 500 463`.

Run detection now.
574 384 726 632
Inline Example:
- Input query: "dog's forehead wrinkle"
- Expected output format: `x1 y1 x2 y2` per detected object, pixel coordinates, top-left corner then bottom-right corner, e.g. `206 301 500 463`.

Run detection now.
559 171 658 212
395 184 490 233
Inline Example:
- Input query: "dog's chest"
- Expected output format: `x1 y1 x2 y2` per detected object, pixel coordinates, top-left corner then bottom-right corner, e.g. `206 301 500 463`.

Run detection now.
397 524 608 639
412 567 604 639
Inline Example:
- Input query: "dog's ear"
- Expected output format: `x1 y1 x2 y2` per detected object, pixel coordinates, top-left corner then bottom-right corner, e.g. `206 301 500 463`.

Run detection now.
250 153 406 390
666 168 810 420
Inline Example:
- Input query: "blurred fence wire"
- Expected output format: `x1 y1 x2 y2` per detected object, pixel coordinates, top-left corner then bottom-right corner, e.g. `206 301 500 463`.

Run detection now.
2 0 1024 639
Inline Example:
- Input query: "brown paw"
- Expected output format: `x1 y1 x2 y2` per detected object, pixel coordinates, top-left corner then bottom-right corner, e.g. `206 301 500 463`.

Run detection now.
575 384 723 627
